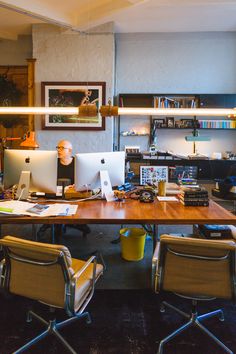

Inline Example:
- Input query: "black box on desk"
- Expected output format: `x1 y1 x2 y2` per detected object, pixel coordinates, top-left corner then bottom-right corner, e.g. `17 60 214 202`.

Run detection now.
198 224 232 239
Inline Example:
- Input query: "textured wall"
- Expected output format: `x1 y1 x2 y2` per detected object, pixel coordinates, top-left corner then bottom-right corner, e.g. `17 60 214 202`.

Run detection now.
0 35 32 65
33 24 115 153
115 32 236 155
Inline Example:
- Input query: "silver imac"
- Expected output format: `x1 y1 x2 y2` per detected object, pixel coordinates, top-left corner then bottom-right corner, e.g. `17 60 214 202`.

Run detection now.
4 149 58 198
75 151 125 192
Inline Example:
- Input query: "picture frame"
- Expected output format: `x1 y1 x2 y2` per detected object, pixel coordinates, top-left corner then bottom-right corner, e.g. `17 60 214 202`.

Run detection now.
152 118 165 128
166 117 175 128
41 81 106 130
180 119 194 128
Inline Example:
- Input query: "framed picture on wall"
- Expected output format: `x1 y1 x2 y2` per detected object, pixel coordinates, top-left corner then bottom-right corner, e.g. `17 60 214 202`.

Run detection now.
41 81 106 130
152 118 165 128
180 119 194 128
166 117 175 128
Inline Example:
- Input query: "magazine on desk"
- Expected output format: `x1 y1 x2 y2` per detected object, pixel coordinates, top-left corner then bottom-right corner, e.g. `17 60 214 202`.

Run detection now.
0 200 78 217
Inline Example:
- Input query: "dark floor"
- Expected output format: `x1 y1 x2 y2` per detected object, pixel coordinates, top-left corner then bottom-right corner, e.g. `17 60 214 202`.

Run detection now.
0 290 236 354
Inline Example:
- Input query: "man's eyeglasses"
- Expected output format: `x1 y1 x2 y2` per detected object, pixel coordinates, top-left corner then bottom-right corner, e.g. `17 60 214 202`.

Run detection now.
56 146 69 151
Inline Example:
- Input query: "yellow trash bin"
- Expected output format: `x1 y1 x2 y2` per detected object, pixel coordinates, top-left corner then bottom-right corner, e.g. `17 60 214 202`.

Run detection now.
120 227 146 261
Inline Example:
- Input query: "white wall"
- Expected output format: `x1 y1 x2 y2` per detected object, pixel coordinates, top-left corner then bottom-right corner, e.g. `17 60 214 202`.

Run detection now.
115 32 236 155
0 35 32 65
33 24 115 153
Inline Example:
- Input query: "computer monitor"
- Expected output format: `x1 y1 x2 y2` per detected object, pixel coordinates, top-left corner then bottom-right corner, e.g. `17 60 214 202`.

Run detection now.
75 151 125 192
4 149 58 198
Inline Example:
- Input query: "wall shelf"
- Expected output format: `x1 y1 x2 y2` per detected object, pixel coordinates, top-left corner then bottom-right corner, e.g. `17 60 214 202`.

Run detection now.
153 128 236 130
120 133 150 136
115 93 236 151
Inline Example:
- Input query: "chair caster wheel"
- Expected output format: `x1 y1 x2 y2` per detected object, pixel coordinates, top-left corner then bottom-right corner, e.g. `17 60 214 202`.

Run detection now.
26 312 32 323
160 303 165 313
86 314 92 324
219 315 225 322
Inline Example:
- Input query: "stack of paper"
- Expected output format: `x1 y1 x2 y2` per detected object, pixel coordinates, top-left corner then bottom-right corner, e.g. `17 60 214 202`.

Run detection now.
0 200 78 217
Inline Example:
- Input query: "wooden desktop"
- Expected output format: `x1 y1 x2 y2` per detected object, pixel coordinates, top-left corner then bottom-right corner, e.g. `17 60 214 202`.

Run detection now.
0 198 235 247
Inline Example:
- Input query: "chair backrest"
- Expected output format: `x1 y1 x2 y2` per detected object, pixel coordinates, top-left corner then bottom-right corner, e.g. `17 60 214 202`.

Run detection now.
0 236 73 308
155 235 236 300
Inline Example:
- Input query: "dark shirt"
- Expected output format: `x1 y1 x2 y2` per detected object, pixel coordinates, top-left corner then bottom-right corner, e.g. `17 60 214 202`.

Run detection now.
57 157 74 184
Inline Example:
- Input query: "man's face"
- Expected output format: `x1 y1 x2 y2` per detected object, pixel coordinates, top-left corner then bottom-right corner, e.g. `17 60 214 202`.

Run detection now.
56 141 72 159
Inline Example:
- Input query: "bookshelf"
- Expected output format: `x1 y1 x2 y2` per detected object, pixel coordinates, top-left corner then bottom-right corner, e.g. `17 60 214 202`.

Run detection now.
154 95 198 109
115 93 236 150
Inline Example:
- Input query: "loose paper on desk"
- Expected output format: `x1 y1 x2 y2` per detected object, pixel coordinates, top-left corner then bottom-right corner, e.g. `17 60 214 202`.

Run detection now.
157 196 179 202
0 200 78 217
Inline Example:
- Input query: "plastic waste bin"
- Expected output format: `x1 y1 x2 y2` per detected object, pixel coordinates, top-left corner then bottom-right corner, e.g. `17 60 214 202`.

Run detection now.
120 227 146 261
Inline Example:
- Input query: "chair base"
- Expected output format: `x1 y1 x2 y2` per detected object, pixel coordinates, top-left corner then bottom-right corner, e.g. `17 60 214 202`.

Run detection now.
13 309 91 354
158 300 233 354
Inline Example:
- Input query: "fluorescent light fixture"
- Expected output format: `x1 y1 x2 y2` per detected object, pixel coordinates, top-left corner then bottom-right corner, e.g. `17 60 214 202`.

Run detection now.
117 107 236 116
0 105 236 117
0 107 79 115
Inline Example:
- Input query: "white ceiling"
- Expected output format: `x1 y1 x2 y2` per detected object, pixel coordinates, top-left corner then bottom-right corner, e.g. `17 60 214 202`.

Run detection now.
0 0 236 40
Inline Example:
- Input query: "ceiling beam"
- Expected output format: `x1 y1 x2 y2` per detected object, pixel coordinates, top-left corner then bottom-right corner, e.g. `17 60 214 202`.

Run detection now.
0 29 17 40
0 1 79 31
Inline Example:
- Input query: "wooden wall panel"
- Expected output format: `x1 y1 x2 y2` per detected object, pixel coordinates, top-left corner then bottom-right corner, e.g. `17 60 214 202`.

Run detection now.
0 66 28 147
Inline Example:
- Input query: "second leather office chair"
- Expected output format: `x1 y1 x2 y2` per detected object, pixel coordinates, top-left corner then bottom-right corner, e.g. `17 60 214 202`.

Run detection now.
0 236 103 353
153 234 236 354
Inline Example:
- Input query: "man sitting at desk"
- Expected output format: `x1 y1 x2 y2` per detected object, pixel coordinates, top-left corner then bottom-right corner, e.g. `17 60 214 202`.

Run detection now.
57 139 74 185
37 139 90 238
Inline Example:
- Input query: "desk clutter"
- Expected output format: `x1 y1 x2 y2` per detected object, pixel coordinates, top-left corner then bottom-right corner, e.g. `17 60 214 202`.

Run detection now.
0 200 78 217
179 187 209 206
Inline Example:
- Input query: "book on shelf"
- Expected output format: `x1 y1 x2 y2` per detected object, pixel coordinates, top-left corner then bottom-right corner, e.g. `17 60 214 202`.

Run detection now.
180 193 209 199
180 186 208 194
179 196 209 202
180 199 209 206
154 96 197 109
178 178 198 185
198 120 236 129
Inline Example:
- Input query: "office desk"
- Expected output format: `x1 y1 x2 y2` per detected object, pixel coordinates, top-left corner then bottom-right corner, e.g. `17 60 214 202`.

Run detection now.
0 199 235 247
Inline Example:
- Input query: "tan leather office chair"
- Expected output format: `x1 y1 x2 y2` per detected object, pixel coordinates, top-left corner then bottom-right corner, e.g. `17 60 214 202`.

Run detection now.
0 236 103 354
152 234 236 354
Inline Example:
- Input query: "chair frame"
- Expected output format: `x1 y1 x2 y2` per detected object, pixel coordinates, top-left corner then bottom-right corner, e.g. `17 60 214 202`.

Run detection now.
155 240 236 354
1 244 100 354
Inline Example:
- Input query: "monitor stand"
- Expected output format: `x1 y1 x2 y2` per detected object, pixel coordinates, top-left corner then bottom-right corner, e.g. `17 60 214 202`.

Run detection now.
16 171 30 200
100 170 116 202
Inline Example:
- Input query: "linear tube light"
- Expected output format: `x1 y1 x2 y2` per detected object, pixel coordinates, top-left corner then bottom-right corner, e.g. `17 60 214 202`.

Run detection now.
0 106 236 117
117 107 236 117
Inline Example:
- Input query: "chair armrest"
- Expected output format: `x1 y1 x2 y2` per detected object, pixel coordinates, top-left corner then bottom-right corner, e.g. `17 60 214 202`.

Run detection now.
0 259 5 288
152 241 160 264
152 241 161 292
67 256 99 315
72 256 97 281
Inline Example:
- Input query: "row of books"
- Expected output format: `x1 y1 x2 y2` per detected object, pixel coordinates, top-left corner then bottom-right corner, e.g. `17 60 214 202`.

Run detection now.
179 187 209 206
154 97 197 109
198 120 236 129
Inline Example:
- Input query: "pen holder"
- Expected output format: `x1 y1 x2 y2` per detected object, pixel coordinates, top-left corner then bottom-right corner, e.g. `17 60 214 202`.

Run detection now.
158 180 166 196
